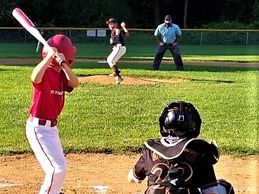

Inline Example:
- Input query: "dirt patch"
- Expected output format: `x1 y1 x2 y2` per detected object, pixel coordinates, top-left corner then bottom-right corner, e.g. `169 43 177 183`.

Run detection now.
0 58 40 65
0 154 258 194
79 75 187 85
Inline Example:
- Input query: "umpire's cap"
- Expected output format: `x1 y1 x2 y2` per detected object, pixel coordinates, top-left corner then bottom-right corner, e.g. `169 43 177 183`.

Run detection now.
164 15 172 21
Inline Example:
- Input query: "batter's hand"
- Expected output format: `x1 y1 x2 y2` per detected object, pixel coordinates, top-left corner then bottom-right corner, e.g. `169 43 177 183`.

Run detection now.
54 52 66 66
45 47 57 59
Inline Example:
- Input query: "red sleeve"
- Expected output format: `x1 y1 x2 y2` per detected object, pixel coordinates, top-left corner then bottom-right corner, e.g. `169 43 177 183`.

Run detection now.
61 72 74 93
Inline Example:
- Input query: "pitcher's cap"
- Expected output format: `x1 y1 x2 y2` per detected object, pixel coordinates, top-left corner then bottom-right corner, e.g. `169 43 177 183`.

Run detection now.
106 18 118 24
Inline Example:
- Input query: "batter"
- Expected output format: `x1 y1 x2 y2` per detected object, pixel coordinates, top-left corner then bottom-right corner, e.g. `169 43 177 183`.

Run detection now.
26 34 79 194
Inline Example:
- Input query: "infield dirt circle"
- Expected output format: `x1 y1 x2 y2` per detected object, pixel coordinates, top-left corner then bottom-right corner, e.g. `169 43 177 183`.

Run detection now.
78 75 187 85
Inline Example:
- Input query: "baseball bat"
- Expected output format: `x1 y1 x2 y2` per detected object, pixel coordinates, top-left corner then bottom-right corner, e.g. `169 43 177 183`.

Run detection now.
12 8 49 48
12 8 65 64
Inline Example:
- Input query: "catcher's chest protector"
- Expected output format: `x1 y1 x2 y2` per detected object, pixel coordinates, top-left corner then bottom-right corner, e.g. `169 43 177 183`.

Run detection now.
144 138 218 194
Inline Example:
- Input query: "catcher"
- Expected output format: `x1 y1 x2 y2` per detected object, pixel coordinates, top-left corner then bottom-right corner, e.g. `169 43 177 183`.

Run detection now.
128 101 235 194
106 18 129 84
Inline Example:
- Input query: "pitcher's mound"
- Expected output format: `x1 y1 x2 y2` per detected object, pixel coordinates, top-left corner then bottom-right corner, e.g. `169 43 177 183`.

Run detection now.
79 75 186 85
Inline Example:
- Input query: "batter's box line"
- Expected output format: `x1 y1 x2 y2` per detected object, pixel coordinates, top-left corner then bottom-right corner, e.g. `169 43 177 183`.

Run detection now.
0 180 20 188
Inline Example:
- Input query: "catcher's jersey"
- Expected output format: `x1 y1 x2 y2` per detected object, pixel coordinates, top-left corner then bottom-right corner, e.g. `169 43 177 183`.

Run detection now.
30 67 73 120
132 138 218 193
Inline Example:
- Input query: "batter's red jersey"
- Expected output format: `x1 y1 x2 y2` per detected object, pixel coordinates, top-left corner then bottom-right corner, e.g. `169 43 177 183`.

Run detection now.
29 67 73 120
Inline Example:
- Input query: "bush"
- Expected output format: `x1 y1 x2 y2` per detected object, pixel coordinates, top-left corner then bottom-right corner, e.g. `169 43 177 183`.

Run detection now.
202 21 257 29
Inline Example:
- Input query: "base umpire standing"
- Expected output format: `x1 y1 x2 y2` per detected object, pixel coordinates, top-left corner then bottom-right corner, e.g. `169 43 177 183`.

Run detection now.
152 15 184 71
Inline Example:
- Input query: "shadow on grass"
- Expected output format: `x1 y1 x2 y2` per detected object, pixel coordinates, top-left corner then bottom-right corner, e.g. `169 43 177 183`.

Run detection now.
190 78 235 84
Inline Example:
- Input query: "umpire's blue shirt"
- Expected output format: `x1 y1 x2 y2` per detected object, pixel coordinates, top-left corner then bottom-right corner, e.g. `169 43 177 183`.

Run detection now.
154 23 182 43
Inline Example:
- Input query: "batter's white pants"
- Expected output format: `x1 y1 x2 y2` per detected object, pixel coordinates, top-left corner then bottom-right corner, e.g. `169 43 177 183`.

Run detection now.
26 117 67 194
107 45 126 68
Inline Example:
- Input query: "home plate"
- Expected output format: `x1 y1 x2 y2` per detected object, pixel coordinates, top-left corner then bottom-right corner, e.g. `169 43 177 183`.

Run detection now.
0 181 17 188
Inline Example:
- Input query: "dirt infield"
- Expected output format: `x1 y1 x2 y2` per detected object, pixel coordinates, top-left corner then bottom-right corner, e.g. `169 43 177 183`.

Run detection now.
0 154 258 194
79 75 187 85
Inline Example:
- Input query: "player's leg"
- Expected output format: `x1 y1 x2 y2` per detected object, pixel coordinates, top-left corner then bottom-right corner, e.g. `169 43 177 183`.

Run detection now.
169 46 184 70
152 45 166 70
26 119 67 194
111 46 126 65
107 46 126 84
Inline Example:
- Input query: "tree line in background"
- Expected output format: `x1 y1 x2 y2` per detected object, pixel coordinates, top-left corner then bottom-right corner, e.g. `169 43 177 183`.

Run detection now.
0 0 258 28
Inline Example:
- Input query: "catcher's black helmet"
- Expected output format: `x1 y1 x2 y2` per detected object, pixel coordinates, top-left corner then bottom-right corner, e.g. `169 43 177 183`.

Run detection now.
159 101 202 138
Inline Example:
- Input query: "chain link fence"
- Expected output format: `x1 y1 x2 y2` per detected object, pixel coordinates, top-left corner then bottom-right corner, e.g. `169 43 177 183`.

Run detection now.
0 27 259 45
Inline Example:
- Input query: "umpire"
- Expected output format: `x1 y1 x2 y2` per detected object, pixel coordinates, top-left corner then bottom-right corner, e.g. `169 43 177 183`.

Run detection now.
152 15 184 70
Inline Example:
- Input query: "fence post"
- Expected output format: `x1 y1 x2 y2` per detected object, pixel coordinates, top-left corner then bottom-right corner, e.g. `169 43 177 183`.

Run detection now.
245 31 249 46
69 29 72 38
200 31 203 45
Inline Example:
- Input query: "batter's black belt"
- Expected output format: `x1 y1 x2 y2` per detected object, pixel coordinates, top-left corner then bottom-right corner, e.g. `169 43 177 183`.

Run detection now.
38 119 57 127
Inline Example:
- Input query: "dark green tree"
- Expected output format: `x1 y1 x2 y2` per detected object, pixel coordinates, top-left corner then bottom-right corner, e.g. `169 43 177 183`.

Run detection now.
183 0 189 28
215 0 255 23
0 0 257 28
0 1 17 26
253 0 259 21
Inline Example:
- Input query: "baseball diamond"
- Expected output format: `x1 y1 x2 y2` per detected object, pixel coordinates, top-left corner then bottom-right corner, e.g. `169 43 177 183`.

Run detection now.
0 24 258 194
0 2 258 193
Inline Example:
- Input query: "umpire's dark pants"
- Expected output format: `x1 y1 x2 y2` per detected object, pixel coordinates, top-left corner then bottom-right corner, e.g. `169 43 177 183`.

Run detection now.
152 44 184 70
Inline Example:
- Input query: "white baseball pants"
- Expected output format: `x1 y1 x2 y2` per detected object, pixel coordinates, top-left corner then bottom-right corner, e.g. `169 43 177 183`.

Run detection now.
107 45 126 67
26 117 67 194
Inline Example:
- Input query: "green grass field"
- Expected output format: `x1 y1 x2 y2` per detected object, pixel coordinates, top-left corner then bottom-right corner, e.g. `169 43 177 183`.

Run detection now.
0 61 258 155
0 43 259 62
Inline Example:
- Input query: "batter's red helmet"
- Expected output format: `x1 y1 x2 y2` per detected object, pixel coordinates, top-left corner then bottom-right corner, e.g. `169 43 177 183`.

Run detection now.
42 34 76 67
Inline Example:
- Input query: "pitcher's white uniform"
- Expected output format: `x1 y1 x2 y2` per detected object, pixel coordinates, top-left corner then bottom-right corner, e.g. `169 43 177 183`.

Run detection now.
106 18 129 84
